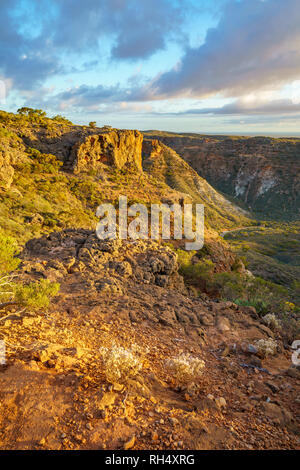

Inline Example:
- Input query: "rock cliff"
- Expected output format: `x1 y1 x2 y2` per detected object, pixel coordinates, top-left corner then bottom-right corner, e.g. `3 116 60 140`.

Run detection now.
144 133 300 220
65 129 143 173
0 128 25 189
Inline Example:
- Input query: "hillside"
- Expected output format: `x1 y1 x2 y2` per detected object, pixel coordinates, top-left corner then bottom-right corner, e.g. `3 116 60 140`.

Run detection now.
0 110 252 243
0 109 299 450
1 228 299 450
144 131 300 299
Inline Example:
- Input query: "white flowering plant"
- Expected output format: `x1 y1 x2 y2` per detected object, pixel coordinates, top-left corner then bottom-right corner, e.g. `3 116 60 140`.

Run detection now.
165 353 205 386
100 343 142 384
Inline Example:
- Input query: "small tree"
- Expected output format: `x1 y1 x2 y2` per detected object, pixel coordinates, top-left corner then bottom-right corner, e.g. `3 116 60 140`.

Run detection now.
17 107 46 118
89 121 96 128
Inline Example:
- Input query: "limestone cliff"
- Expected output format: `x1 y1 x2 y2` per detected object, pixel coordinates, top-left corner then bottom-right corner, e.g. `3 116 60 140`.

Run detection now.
65 129 143 173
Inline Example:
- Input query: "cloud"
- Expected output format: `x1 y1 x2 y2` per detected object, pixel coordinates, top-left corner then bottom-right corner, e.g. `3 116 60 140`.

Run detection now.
33 84 300 119
0 1 63 90
3 0 300 128
51 0 186 60
141 0 300 99
51 0 183 58
35 80 161 110
38 84 125 111
0 0 191 92
175 98 300 115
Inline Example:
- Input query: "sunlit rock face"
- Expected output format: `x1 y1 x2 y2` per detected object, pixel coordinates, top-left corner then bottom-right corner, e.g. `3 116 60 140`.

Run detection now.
0 153 14 189
0 131 25 190
67 129 143 173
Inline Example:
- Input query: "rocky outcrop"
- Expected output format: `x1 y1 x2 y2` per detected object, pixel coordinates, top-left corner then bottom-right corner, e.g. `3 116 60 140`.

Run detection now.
19 125 144 174
22 229 185 294
0 129 25 189
65 129 143 173
0 225 298 450
0 152 14 189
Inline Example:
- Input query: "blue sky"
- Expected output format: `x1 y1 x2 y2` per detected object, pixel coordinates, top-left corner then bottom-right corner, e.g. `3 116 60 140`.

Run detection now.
1 0 300 135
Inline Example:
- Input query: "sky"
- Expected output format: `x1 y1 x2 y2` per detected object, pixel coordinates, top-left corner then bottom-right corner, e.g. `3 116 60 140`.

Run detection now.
1 0 300 135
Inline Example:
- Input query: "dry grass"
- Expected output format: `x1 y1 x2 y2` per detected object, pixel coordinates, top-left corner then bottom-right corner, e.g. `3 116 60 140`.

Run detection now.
165 353 205 386
100 343 142 384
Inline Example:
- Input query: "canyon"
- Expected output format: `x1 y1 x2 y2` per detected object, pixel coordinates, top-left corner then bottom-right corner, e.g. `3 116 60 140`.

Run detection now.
144 132 300 221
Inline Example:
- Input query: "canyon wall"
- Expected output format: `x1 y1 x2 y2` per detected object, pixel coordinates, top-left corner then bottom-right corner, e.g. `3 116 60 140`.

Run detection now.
144 133 300 220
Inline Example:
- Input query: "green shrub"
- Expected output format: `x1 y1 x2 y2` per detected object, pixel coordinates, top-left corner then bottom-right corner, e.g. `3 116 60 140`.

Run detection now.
0 235 59 311
212 272 245 300
26 148 62 174
69 178 102 208
51 115 73 126
14 279 60 311
212 272 288 315
0 233 20 275
176 249 214 284
234 298 269 315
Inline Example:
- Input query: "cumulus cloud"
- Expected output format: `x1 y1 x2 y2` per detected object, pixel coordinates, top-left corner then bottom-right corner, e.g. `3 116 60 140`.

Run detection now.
142 0 300 99
0 1 61 89
2 0 300 125
52 0 186 60
0 0 190 92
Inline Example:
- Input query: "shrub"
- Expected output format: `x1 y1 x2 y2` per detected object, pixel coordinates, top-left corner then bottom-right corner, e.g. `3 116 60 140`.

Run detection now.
176 249 214 284
69 178 102 207
100 343 142 384
17 108 48 125
262 313 281 330
234 298 269 315
212 272 245 300
165 353 205 386
89 121 97 128
26 148 62 174
14 279 60 311
212 273 288 315
0 233 20 275
254 338 278 358
51 115 73 125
